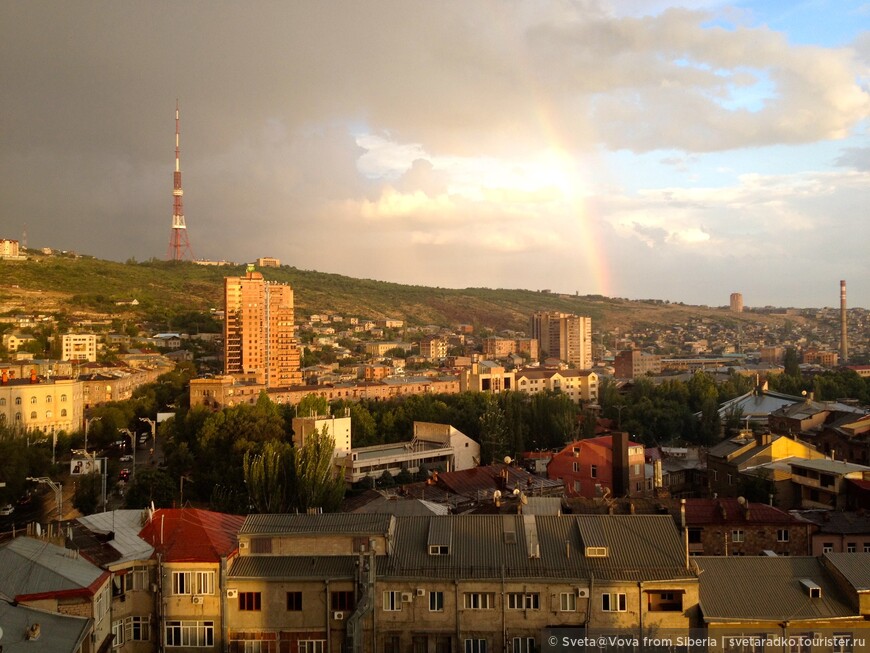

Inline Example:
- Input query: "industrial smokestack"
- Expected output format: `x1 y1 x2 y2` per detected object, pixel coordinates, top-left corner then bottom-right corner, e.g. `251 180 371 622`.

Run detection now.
840 280 848 363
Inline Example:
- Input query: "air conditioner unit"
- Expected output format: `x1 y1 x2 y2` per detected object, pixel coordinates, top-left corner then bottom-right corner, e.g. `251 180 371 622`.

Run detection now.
401 592 413 603
333 611 345 620
576 588 590 599
192 596 204 605
226 589 238 599
415 588 426 597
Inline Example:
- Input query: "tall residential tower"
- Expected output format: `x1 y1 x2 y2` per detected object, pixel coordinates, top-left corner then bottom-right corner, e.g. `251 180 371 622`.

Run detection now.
530 311 593 369
224 268 301 388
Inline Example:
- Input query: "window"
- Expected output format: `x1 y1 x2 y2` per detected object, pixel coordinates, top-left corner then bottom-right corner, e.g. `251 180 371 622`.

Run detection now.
560 592 576 612
61 394 67 402
507 592 540 610
688 528 702 544
239 592 261 610
46 395 52 403
0 398 5 406
777 529 789 542
125 616 150 642
112 619 125 648
833 633 854 653
298 641 326 653
822 542 834 553
465 639 487 653
711 469 718 482
124 566 149 592
331 590 354 612
732 530 745 543
30 396 36 404
164 620 214 647
512 637 536 653
602 593 627 612
463 592 494 609
574 480 581 493
15 397 21 405
429 545 449 555
61 409 67 417
591 465 597 478
789 633 812 653
728 474 734 485
286 591 303 611
30 411 37 419
864 544 870 553
429 590 444 612
384 590 403 611
172 571 214 595
241 642 269 653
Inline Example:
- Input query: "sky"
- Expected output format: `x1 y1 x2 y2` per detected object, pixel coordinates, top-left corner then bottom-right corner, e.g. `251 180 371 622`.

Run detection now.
1 0 868 309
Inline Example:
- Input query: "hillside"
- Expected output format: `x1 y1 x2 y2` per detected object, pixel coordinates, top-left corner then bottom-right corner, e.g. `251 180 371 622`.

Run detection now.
0 253 800 335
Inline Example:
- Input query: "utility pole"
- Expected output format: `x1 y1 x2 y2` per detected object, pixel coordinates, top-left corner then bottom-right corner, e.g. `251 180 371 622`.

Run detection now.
27 476 63 521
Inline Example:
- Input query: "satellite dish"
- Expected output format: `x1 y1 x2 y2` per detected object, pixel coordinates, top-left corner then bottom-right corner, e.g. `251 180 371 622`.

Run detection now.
35 523 42 536
493 490 502 500
512 488 520 496
521 494 528 505
503 456 512 465
0 625 5 640
737 496 746 506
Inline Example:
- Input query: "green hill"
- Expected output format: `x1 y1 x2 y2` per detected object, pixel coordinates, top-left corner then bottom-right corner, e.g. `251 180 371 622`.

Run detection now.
0 253 790 335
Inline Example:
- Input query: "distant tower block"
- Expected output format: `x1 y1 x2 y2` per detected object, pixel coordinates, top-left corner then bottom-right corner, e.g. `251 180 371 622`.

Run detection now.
730 292 743 313
840 280 848 362
167 100 194 261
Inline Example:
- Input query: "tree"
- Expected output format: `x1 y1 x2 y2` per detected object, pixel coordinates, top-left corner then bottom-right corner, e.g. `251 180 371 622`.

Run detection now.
292 426 345 512
124 467 177 509
244 440 293 513
783 347 801 378
479 394 509 464
73 472 101 515
296 394 330 418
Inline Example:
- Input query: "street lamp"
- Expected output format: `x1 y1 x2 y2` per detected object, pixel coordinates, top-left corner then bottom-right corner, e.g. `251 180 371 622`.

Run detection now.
139 417 157 459
27 476 63 521
84 416 101 454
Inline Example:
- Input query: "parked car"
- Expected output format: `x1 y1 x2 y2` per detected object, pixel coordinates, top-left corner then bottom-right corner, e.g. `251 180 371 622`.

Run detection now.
0 504 14 516
120 454 133 462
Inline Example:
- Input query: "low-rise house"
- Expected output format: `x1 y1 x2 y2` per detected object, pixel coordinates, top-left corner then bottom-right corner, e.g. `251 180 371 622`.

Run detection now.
788 458 870 510
681 498 811 556
460 361 515 394
707 432 825 499
696 555 870 650
0 536 112 652
547 433 645 498
794 510 870 555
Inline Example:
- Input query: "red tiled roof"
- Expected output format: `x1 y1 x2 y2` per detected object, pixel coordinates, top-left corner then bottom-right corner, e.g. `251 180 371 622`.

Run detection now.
683 498 796 525
139 508 245 562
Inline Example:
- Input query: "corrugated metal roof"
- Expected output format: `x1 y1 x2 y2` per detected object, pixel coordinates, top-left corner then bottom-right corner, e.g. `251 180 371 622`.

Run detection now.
427 518 452 548
696 557 858 622
0 537 106 598
0 600 90 653
683 498 797 525
240 513 393 536
377 515 694 582
77 509 154 565
824 552 870 591
229 555 357 580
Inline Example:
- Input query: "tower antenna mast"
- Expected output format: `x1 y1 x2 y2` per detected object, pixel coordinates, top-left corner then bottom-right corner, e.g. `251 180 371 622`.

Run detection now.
168 100 194 261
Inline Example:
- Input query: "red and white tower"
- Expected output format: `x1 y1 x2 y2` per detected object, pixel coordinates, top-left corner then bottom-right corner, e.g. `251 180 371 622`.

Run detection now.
168 100 194 261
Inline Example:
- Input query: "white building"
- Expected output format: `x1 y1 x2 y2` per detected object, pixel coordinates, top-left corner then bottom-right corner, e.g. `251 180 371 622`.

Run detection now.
61 333 98 362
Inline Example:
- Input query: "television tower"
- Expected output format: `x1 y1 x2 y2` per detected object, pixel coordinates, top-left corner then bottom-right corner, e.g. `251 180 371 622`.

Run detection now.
167 100 194 261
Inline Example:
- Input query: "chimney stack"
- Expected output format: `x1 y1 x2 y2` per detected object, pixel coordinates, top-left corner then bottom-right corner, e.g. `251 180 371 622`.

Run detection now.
840 280 848 362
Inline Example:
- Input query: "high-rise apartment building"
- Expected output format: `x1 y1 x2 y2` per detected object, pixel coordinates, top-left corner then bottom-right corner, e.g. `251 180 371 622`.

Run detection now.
530 312 592 369
730 292 743 313
224 269 301 388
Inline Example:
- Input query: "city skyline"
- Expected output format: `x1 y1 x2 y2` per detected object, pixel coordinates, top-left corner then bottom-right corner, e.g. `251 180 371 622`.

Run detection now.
1 1 868 309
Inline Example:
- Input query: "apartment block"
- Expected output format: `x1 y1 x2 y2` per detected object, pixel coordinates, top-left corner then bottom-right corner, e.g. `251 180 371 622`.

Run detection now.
614 349 662 379
224 269 302 388
418 336 448 359
514 368 598 404
0 372 83 435
530 312 592 368
226 513 699 652
61 333 98 362
548 433 646 498
482 337 539 360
